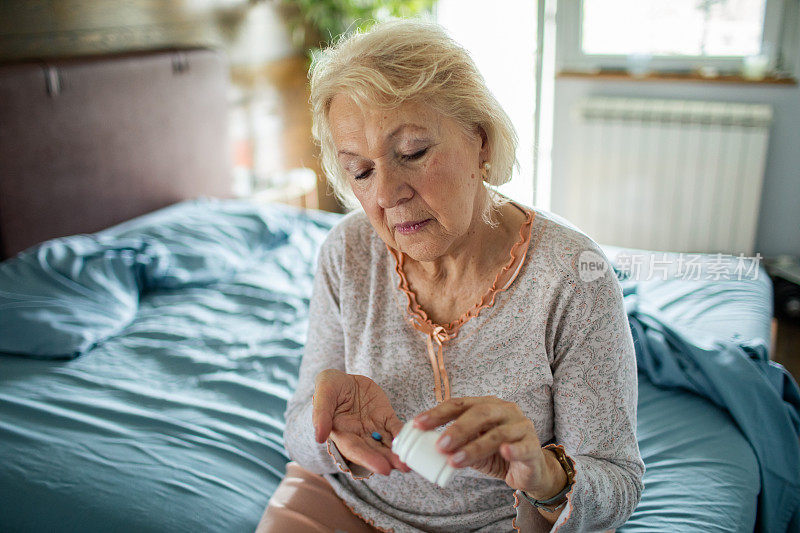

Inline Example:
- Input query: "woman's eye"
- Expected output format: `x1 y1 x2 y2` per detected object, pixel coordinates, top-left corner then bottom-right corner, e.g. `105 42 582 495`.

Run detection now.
354 169 373 180
400 148 428 161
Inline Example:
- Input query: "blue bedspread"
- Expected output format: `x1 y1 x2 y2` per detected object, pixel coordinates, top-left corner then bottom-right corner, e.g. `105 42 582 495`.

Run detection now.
0 199 321 359
0 199 796 532
626 285 800 532
0 199 340 532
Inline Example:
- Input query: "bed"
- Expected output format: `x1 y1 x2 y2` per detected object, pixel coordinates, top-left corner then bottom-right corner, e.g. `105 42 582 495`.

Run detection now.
1 49 798 533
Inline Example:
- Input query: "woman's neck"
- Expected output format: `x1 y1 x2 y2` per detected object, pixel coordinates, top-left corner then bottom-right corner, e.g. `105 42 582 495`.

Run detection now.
406 200 526 288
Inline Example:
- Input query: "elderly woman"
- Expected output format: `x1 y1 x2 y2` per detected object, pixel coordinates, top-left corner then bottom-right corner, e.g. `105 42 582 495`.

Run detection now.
257 19 643 533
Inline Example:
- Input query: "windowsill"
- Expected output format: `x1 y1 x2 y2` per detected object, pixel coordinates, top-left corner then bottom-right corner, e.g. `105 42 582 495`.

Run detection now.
556 69 798 86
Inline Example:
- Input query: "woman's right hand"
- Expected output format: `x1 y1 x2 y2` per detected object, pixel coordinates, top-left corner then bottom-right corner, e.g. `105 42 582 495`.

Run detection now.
312 369 409 476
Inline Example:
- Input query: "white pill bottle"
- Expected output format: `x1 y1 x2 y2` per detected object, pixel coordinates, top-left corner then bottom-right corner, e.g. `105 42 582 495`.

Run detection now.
392 421 456 488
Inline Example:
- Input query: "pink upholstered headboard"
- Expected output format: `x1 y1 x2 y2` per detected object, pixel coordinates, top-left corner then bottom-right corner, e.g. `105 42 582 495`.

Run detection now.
0 48 233 259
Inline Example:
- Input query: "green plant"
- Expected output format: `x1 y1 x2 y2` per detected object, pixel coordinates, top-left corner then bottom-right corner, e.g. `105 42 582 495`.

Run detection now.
277 0 437 52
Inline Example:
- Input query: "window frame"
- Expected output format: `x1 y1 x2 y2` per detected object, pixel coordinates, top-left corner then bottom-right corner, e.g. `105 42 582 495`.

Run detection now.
556 0 788 75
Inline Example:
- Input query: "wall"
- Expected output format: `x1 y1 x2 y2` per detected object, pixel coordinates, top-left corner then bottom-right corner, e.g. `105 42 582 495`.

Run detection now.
551 7 800 258
0 0 293 65
0 0 340 212
551 77 800 257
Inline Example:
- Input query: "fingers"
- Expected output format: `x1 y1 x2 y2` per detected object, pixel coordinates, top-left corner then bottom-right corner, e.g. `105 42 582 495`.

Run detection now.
330 416 410 476
447 421 533 468
333 432 393 476
312 370 346 443
412 396 540 470
415 398 520 454
413 397 481 430
381 419 412 473
437 406 509 454
384 447 411 473
312 391 335 443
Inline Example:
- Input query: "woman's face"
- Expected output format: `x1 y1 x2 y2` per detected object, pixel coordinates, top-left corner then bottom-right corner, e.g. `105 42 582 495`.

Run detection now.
328 95 488 262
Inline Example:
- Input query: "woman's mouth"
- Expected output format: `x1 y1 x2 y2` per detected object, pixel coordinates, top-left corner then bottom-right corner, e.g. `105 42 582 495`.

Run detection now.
394 219 431 235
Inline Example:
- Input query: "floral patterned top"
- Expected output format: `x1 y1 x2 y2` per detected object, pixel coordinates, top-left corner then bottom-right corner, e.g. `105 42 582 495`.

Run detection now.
283 206 644 532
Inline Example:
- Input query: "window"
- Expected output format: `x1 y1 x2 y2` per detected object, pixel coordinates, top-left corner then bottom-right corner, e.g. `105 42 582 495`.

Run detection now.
437 0 538 206
557 0 790 75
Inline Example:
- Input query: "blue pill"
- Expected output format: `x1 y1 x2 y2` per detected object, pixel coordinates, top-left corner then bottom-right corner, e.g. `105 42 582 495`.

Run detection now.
371 431 382 441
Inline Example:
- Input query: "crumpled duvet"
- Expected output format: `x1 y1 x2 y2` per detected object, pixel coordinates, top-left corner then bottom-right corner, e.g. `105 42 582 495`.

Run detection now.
0 198 335 358
626 284 800 533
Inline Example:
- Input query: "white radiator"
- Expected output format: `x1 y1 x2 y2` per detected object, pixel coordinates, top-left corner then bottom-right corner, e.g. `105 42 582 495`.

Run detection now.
558 97 772 254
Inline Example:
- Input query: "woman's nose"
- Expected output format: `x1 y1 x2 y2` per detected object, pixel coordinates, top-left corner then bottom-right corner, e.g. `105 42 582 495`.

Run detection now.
375 168 413 209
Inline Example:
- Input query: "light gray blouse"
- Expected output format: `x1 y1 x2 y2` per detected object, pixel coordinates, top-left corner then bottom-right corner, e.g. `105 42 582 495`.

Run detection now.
283 208 644 532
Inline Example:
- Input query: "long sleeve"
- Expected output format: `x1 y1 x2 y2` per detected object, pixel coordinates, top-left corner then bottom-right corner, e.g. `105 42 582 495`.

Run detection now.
282 231 346 474
518 241 645 532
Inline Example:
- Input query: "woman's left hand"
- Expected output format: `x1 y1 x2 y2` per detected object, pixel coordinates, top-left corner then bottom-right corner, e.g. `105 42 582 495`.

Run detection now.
413 396 564 499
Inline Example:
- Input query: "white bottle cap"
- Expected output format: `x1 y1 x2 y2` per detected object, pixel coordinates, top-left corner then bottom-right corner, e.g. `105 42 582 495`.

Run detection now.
392 421 456 488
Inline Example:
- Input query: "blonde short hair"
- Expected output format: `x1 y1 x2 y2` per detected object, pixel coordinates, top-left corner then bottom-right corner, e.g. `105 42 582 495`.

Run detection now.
309 18 518 218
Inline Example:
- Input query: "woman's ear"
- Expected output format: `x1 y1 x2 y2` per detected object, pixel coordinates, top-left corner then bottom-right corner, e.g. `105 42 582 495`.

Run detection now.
477 125 490 162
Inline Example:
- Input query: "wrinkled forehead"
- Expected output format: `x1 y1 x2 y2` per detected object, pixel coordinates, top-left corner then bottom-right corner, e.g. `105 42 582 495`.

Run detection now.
327 93 472 146
329 94 438 126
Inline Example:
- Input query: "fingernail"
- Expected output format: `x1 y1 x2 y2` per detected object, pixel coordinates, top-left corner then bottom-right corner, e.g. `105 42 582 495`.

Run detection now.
415 414 429 425
452 451 466 464
437 435 451 450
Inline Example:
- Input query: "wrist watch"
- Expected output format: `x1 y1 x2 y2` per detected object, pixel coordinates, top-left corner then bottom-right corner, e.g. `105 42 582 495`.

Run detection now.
520 445 576 513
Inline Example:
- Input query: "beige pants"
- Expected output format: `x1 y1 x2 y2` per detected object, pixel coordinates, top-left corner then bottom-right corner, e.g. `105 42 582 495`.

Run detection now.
258 462 616 533
256 462 381 533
